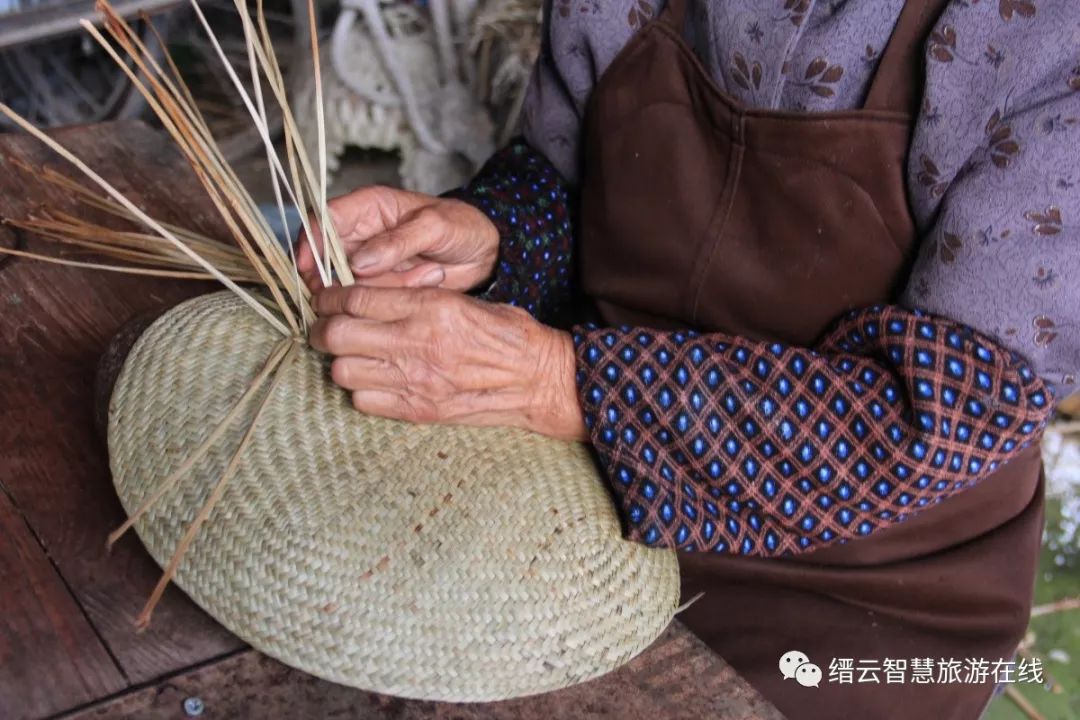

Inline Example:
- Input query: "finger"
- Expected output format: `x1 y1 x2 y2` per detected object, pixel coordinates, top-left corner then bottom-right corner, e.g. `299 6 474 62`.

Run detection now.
295 213 329 278
297 193 365 277
352 263 445 289
312 285 428 321
305 266 349 292
349 213 439 277
295 230 314 273
301 191 428 285
301 261 327 291
351 389 437 424
329 356 403 392
308 315 409 359
326 186 423 242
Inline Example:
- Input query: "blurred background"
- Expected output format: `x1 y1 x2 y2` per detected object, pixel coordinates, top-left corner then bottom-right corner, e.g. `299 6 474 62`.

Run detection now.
0 3 1076 717
0 0 541 196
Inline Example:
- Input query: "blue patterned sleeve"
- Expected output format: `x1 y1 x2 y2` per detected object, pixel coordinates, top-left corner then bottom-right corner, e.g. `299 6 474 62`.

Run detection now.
572 306 1052 555
444 140 575 325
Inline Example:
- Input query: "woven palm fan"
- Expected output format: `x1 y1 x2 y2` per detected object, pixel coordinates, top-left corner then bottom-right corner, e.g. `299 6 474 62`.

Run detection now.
0 0 679 702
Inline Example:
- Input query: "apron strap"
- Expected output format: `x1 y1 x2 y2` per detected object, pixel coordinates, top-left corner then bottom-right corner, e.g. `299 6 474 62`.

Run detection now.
659 0 688 31
863 0 954 114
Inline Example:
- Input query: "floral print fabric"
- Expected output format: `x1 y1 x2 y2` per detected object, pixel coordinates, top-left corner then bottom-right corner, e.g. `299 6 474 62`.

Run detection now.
901 0 1080 397
524 0 1080 398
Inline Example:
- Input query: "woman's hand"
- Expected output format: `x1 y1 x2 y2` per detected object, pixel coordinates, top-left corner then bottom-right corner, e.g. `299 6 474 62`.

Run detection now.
309 285 588 442
295 186 499 293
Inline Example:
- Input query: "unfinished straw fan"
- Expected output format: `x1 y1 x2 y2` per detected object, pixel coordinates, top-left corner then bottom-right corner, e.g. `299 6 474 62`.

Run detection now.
0 0 680 702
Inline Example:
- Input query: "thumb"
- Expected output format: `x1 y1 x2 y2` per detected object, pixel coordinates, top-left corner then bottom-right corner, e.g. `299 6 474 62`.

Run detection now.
349 214 437 277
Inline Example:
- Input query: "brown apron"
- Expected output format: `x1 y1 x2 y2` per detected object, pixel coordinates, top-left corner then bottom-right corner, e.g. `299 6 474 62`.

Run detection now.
578 0 1045 717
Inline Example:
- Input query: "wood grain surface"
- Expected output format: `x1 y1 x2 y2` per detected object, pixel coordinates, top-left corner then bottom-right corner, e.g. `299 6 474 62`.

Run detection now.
60 625 785 720
0 122 242 701
0 489 127 719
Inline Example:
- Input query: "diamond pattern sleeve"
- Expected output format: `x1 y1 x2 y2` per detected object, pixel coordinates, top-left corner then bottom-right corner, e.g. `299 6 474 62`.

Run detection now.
444 140 574 325
572 306 1053 556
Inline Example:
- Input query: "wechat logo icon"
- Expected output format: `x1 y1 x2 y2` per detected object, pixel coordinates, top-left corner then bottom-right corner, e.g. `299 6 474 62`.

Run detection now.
779 650 822 688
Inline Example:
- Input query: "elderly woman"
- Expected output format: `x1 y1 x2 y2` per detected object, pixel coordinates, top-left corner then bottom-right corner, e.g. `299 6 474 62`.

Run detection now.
298 0 1077 717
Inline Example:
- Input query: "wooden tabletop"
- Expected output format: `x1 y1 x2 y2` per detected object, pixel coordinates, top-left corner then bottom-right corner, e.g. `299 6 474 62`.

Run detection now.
0 121 784 720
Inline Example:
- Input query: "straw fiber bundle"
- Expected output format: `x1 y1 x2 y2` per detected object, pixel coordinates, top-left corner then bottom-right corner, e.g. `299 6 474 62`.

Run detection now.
109 291 680 700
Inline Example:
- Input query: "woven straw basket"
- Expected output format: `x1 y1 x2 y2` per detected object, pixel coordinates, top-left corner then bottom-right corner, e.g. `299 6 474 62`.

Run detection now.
108 292 680 701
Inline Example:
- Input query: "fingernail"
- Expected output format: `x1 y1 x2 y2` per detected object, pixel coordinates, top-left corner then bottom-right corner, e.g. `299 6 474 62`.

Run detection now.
351 253 376 272
418 267 445 287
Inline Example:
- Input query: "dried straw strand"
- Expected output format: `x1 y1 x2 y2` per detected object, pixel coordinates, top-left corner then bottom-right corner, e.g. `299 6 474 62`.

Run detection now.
232 0 353 286
108 337 295 550
242 6 307 331
135 338 300 630
0 101 291 336
0 246 245 280
84 13 302 334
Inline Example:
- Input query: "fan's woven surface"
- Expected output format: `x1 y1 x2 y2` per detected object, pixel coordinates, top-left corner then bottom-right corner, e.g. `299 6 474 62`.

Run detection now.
108 292 680 701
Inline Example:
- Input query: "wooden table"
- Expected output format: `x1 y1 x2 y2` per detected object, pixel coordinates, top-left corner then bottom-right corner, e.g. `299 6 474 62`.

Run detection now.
0 121 784 720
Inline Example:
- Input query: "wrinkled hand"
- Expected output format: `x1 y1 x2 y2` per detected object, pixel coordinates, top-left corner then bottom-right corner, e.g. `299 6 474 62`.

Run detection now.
309 285 587 442
296 186 499 292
